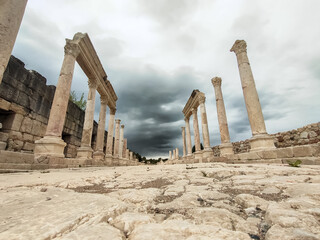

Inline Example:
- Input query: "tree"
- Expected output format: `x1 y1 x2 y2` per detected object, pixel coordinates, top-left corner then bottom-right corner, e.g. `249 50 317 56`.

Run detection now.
192 143 204 153
70 91 87 111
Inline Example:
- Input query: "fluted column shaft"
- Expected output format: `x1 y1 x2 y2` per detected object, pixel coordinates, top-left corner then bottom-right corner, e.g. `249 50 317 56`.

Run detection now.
119 125 124 158
212 77 231 143
185 118 192 155
181 127 186 157
231 40 267 136
192 108 201 151
122 138 127 158
106 108 116 156
199 99 210 150
95 97 108 153
0 0 28 83
114 119 121 157
80 82 97 148
45 41 80 137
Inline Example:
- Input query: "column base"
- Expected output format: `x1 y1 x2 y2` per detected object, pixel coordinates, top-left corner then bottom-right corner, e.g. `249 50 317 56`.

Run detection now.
93 151 105 160
220 143 234 156
194 151 203 163
105 154 113 166
112 156 120 166
77 146 93 159
250 134 275 152
202 149 214 162
34 136 66 158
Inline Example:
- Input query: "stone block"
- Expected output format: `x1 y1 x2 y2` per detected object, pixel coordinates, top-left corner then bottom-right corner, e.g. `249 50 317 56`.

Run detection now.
9 103 28 116
0 132 9 142
20 117 33 133
0 163 32 170
276 148 293 158
256 150 277 159
0 150 33 164
17 91 29 108
31 120 42 136
0 142 7 150
7 139 24 151
23 142 34 151
292 145 314 157
22 133 33 142
300 131 308 139
9 131 22 140
0 98 11 110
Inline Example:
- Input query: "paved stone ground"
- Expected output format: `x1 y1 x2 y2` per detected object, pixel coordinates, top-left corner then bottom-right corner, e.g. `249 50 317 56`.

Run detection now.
0 163 319 240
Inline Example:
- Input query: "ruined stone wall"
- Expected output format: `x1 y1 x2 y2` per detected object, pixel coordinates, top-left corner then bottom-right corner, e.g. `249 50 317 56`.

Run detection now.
212 122 320 155
0 56 105 157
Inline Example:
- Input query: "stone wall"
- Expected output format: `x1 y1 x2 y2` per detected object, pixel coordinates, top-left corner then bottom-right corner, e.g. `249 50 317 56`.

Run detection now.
0 56 107 157
212 122 320 155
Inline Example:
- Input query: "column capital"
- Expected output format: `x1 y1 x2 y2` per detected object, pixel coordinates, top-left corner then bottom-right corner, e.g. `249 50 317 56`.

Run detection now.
211 77 222 87
230 40 247 55
100 95 108 105
110 108 116 115
181 126 185 130
184 116 190 122
64 40 80 58
121 124 125 128
88 80 98 89
198 96 206 104
191 108 198 114
115 119 121 124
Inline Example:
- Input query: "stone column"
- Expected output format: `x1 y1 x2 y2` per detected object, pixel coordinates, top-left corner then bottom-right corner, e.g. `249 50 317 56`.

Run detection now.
122 138 127 158
119 125 125 158
0 0 28 83
176 148 179 159
113 119 121 158
181 127 186 157
93 96 108 161
105 108 116 161
211 77 233 155
35 40 80 159
231 40 275 151
169 150 172 160
126 149 130 160
185 117 192 156
130 151 133 160
173 149 176 160
77 81 97 159
199 96 211 150
192 108 201 152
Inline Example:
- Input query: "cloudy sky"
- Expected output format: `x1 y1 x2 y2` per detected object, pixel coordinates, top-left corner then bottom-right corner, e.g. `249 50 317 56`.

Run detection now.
12 0 320 158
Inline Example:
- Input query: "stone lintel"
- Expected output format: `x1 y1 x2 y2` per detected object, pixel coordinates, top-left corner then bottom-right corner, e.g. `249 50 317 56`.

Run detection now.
182 90 206 119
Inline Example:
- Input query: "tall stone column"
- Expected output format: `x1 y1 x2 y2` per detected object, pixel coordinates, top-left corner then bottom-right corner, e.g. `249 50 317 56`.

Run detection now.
192 108 201 152
114 119 121 158
122 138 127 158
211 77 233 155
119 125 125 158
35 40 80 159
130 151 133 160
0 0 28 83
199 97 211 150
185 117 192 156
176 148 179 159
77 81 97 159
173 149 176 160
126 149 130 160
93 96 108 161
181 127 186 157
169 150 172 160
231 40 275 151
105 108 116 162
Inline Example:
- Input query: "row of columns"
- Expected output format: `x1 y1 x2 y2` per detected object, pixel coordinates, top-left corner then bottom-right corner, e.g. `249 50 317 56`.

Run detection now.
175 40 275 161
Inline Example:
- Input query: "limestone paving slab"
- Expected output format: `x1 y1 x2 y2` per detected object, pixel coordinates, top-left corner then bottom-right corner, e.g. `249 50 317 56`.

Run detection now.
0 163 320 239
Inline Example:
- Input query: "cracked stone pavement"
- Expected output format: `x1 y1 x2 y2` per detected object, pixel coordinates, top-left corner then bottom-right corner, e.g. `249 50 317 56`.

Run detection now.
0 163 320 240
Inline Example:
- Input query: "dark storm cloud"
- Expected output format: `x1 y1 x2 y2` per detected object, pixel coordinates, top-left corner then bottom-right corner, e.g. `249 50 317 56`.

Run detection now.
108 65 201 156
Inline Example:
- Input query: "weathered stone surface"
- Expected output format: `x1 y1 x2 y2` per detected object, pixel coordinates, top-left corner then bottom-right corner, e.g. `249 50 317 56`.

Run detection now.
0 163 319 239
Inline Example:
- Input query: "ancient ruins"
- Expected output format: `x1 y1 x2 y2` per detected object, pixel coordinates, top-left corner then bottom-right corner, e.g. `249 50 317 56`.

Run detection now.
166 40 319 166
0 1 320 239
